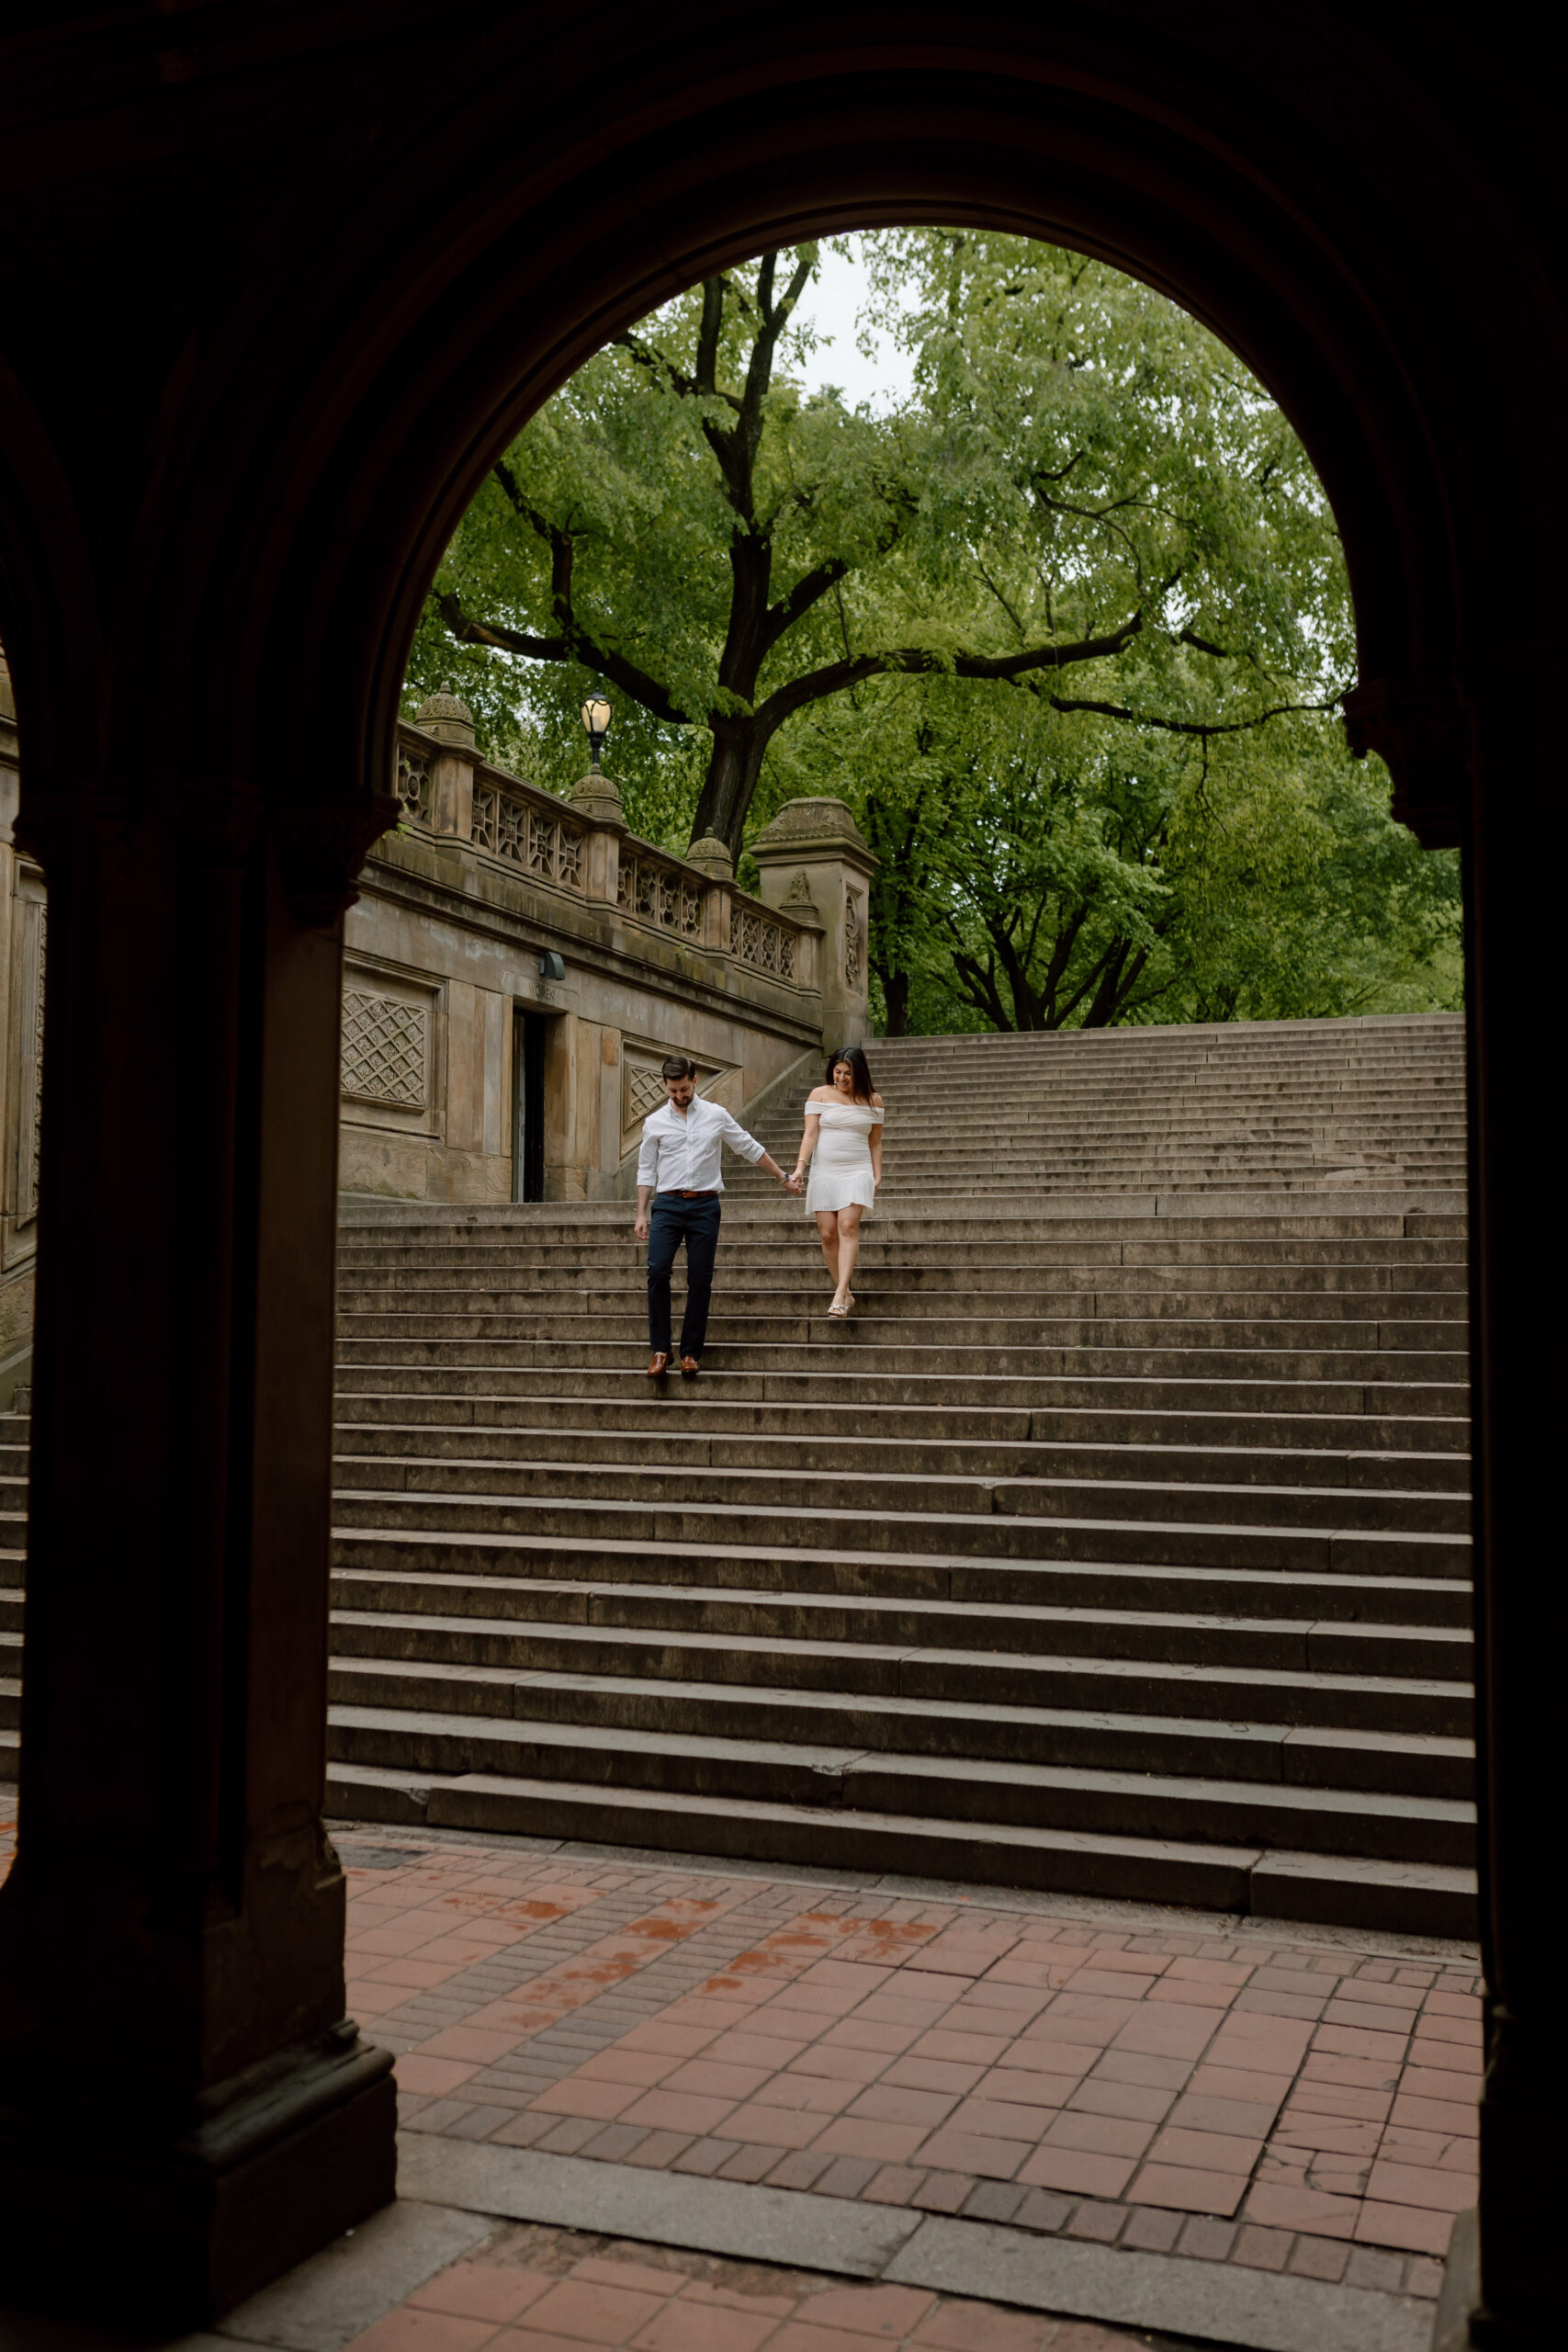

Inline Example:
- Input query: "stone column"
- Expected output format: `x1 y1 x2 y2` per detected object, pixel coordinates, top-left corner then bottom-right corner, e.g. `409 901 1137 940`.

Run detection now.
749 797 876 1049
1459 672 1566 2352
0 767 399 2327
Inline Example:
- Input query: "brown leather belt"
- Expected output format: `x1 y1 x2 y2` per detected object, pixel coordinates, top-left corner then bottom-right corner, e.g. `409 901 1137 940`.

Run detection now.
660 1189 718 1198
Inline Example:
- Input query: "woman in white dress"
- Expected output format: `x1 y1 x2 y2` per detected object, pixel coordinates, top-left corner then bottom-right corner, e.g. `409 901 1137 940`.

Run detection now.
791 1046 885 1317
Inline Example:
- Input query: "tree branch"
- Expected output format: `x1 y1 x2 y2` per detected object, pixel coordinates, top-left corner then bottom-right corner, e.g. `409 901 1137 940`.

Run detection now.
437 591 686 727
753 616 1145 735
1043 690 1340 737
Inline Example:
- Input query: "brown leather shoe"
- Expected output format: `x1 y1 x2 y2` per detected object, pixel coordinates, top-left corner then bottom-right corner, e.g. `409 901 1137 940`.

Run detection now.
680 1355 701 1376
647 1351 671 1377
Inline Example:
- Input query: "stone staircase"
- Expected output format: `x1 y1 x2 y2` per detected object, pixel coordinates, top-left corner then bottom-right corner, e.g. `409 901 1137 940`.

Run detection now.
0 1014 1475 1935
320 1012 1474 1934
729 1013 1468 1201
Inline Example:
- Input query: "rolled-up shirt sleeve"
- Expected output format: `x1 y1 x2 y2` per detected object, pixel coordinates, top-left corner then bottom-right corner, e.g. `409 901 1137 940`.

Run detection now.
637 1121 661 1187
716 1108 766 1164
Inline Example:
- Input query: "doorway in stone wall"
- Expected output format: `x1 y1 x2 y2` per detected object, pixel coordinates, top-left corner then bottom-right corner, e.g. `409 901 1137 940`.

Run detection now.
511 1006 548 1202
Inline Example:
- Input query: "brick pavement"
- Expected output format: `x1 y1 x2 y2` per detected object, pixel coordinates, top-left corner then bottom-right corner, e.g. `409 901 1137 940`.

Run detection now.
342 2218 1170 2351
341 1828 1477 2295
0 1806 1475 2312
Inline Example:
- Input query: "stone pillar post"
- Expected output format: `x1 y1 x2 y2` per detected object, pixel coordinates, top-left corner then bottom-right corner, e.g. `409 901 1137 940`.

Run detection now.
416 689 476 837
749 797 876 1049
0 763 399 2327
687 831 734 957
570 764 626 904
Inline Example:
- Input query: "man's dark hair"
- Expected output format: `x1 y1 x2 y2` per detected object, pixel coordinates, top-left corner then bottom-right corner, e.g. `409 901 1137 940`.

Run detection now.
661 1055 698 1081
826 1045 876 1102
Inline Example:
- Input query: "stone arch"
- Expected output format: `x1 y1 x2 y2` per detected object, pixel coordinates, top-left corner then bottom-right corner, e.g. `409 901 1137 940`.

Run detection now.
0 11 1556 2343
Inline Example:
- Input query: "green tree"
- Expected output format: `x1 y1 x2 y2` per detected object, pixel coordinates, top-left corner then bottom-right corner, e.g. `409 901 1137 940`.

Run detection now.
411 226 1459 1027
423 235 1340 858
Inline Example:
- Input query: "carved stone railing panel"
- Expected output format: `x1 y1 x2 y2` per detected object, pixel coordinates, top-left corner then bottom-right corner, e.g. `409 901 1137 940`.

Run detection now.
469 777 583 890
617 849 702 938
395 747 432 828
729 893 797 982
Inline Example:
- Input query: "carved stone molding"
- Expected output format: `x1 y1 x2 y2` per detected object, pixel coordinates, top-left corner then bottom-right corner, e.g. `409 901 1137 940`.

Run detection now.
1341 673 1470 849
12 778 139 871
273 794 400 927
750 795 878 875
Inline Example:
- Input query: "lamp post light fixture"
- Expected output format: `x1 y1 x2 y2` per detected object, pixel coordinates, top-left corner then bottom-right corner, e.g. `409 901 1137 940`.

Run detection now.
581 693 613 772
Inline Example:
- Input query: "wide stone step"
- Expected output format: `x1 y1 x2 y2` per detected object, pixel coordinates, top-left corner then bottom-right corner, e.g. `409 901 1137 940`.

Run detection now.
333 1418 1472 1493
330 1528 1471 1621
335 1282 1470 1320
338 1261 1476 1298
333 1363 1470 1418
333 1450 1471 1535
340 1210 1465 1244
322 1651 1474 1794
323 1598 1468 1735
329 1573 1469 1678
322 1755 1476 1935
338 1237 1469 1268
333 1389 1472 1454
322 1696 1473 1863
335 1337 1470 1381
331 1485 1472 1577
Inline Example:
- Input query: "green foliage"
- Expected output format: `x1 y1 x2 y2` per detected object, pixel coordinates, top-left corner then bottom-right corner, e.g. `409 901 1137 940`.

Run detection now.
409 225 1461 1026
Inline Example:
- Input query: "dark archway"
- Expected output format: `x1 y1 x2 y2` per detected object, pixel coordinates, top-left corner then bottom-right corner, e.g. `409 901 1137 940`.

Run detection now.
0 7 1558 2341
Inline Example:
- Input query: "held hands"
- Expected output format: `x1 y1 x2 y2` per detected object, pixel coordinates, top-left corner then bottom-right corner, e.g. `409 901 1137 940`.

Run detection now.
783 1168 804 1193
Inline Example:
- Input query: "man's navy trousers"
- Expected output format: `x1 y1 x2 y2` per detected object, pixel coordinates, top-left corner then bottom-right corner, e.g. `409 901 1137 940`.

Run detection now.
647 1192 722 1361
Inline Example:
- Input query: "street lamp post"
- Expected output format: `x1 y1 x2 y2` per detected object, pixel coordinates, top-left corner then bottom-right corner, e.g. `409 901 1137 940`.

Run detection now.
569 689 625 831
581 693 613 772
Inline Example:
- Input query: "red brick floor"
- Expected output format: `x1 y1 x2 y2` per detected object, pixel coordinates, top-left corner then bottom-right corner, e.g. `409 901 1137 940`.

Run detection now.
341 2219 1170 2350
343 1828 1474 2296
0 1806 1472 2312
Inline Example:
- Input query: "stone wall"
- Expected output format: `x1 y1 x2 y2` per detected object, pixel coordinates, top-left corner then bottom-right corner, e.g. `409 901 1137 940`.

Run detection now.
0 674 874 1390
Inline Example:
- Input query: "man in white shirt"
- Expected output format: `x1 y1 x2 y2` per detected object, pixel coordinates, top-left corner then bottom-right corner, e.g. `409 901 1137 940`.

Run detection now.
635 1055 798 1376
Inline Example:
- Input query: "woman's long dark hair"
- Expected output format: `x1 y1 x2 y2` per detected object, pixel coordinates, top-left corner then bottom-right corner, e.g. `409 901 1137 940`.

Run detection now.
826 1045 876 1102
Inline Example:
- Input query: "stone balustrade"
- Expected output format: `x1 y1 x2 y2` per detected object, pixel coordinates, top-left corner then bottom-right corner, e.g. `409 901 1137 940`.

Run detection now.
389 712 816 1002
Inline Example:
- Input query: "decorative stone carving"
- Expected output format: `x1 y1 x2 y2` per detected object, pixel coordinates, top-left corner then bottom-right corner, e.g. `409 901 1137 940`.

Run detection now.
843 885 863 991
1341 673 1469 849
685 832 734 879
750 795 874 865
274 794 400 926
618 849 703 934
622 1049 674 1131
412 690 477 748
568 767 627 827
396 748 433 826
781 868 820 917
341 989 429 1109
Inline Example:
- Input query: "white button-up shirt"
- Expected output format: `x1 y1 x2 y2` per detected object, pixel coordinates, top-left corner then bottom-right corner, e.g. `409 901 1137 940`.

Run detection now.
637 1095 767 1193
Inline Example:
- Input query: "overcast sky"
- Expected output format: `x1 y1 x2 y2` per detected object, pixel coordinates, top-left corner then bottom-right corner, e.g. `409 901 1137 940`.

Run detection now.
790 235 917 413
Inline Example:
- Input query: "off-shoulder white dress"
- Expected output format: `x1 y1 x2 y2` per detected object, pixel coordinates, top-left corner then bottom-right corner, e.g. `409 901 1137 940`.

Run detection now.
805 1100 884 1216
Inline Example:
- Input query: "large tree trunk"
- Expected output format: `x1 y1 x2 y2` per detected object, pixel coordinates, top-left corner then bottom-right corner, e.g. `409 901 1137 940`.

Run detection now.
882 969 911 1035
690 718 768 860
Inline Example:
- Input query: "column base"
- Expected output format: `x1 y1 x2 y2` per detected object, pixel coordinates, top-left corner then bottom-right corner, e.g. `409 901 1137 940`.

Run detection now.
0 2033 397 2328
